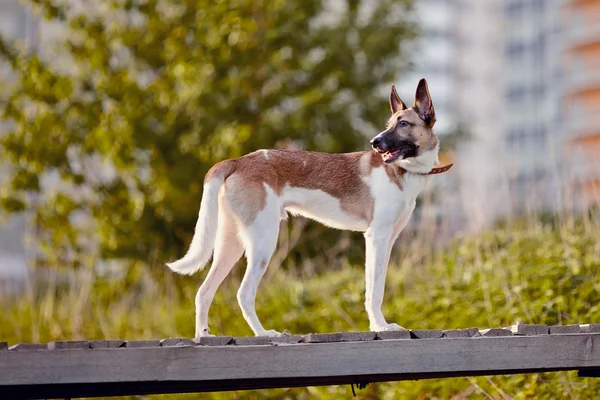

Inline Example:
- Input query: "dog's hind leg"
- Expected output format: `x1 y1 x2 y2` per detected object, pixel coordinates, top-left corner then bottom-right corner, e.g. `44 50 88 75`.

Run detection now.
235 187 282 337
194 197 244 339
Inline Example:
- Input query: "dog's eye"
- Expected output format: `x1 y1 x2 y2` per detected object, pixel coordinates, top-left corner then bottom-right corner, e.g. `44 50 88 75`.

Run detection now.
398 120 409 127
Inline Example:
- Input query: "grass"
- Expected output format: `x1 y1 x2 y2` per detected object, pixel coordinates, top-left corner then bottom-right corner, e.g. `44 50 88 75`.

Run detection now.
1 212 600 399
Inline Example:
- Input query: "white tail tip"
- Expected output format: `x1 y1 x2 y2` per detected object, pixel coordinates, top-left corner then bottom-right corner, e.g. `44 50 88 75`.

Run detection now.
166 256 202 276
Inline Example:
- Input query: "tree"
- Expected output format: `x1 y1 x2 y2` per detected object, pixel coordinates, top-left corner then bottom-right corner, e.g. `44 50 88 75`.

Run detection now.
0 0 416 271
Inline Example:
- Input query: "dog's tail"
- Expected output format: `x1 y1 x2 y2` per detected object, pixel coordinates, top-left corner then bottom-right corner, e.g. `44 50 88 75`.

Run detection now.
166 160 236 275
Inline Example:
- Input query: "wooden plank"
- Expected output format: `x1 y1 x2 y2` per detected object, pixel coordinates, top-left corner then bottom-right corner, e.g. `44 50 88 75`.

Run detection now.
48 341 90 350
550 325 581 334
340 332 377 342
480 328 513 337
125 340 161 348
580 324 600 333
2 333 600 398
376 330 411 340
234 337 271 346
8 343 47 351
270 335 303 344
304 333 344 343
160 338 196 347
506 324 548 336
411 329 443 339
90 340 125 349
443 328 479 338
197 336 233 346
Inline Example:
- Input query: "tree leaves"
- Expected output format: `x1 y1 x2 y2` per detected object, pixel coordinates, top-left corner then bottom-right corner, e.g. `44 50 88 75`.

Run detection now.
0 0 416 270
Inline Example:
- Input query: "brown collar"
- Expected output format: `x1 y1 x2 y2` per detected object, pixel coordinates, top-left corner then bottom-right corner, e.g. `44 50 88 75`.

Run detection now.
423 163 453 175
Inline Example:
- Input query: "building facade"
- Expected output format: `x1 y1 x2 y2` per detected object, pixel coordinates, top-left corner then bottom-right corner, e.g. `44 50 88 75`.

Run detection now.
502 0 565 211
563 0 600 210
0 0 36 281
401 0 510 231
407 0 599 230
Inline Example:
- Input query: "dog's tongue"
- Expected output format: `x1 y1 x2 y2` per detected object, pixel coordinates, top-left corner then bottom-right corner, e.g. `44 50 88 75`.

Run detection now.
383 150 399 161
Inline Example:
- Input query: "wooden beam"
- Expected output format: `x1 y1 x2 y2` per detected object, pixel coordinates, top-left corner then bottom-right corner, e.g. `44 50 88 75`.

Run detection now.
1 331 600 398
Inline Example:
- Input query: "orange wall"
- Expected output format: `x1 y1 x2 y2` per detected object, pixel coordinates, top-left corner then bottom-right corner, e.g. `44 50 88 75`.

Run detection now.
573 133 600 148
568 0 600 206
574 42 600 57
571 0 600 10
569 88 600 107
584 179 600 200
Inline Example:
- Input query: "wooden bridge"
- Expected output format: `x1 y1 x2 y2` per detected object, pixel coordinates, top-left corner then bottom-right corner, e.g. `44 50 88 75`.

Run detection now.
2 324 600 399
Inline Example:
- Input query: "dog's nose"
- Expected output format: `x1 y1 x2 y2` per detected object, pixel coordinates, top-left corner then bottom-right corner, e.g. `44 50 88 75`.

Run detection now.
371 137 382 148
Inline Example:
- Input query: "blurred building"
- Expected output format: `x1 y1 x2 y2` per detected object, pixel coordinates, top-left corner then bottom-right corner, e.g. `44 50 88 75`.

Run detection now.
401 0 510 231
451 0 511 229
563 0 600 210
395 0 457 134
0 0 34 45
500 0 600 212
0 0 37 281
502 0 565 211
406 0 599 231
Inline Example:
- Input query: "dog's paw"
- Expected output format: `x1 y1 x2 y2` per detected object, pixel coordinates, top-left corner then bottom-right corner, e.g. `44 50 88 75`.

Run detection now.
259 329 283 337
371 322 407 332
195 328 215 340
194 333 215 341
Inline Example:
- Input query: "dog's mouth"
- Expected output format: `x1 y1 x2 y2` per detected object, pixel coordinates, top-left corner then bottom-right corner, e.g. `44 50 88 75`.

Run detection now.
381 149 403 164
376 143 418 164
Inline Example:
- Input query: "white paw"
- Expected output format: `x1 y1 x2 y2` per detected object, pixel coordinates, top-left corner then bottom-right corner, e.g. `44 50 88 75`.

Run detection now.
371 322 407 332
259 329 283 337
195 328 215 339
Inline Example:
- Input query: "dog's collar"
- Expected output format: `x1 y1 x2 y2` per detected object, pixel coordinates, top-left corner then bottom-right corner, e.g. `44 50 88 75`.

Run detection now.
421 163 453 175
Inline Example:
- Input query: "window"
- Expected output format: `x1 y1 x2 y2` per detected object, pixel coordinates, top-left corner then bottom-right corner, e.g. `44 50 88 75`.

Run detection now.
507 128 527 148
569 99 585 121
532 34 546 65
507 86 526 102
533 83 546 101
506 41 525 58
505 1 526 18
571 58 585 76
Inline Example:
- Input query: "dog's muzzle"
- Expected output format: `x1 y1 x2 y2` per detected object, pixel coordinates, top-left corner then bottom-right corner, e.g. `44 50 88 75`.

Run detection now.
370 136 385 151
371 134 418 164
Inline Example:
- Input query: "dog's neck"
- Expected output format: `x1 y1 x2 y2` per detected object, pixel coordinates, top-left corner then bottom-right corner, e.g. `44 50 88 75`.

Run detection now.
397 144 439 174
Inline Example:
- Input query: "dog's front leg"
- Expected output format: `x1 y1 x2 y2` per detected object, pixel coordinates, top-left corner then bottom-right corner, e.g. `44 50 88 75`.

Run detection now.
364 228 405 332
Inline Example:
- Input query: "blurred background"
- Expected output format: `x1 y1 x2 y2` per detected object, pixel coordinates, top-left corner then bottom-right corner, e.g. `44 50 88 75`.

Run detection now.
0 0 599 398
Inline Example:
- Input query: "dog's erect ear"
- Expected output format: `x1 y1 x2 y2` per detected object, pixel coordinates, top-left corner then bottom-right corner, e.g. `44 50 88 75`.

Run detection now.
389 84 408 114
414 78 436 126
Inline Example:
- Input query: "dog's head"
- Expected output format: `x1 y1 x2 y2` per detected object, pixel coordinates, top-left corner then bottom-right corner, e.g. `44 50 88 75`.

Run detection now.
370 79 439 171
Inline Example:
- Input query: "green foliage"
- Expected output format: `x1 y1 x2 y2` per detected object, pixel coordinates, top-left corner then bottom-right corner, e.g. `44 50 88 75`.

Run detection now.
0 0 416 269
2 216 600 398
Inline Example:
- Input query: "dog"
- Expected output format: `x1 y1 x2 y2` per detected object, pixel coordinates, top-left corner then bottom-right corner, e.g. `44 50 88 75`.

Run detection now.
167 78 452 338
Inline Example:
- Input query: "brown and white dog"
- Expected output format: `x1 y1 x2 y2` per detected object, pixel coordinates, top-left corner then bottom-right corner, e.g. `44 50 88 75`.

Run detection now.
167 79 452 338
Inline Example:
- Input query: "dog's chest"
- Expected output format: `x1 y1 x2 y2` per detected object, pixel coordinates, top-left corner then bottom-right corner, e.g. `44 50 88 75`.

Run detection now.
369 168 429 227
399 173 429 203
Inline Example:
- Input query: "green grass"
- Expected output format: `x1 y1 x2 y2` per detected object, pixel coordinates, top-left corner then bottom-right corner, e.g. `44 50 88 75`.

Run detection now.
2 214 600 399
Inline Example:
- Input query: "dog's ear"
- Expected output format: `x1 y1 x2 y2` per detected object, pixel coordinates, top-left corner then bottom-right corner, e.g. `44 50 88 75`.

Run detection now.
414 78 436 126
389 84 407 114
